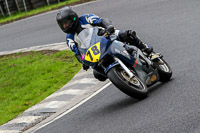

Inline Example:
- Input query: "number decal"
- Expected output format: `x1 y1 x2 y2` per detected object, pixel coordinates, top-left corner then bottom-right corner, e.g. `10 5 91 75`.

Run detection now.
85 42 101 62
91 46 100 55
87 50 93 61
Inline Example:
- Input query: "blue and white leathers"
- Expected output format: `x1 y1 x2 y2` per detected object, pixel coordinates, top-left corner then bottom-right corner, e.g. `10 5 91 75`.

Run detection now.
66 14 120 53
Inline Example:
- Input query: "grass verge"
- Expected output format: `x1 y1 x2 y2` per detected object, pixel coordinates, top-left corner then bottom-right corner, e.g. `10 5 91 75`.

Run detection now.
0 50 82 125
0 0 92 25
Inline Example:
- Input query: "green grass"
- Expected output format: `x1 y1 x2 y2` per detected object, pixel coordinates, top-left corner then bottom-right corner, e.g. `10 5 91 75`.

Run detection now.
0 0 92 24
0 50 82 125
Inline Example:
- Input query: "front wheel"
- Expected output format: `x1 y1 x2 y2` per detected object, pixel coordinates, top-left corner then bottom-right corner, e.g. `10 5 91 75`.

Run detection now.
107 66 148 99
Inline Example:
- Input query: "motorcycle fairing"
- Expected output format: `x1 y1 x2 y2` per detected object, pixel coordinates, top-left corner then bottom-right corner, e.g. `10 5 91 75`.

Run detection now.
78 28 111 66
77 27 160 85
78 27 137 67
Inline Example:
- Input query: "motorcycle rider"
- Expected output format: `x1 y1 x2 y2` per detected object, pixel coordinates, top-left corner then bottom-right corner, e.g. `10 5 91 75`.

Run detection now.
56 6 153 81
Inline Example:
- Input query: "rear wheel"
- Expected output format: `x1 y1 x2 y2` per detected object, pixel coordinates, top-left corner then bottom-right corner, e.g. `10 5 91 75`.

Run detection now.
153 58 172 82
107 66 148 99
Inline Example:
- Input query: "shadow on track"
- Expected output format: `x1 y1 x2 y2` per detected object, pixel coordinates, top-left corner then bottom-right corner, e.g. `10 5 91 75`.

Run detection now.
88 79 174 118
148 78 174 93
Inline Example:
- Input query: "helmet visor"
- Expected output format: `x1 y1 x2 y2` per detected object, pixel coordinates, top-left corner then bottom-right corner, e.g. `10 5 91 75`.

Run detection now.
58 18 73 32
62 19 72 29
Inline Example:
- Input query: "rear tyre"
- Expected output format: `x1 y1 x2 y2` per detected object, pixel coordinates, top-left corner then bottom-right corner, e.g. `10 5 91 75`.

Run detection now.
154 58 172 82
107 66 148 99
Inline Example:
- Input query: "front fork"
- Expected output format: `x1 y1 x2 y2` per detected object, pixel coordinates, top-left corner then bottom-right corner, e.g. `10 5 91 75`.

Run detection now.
114 57 134 78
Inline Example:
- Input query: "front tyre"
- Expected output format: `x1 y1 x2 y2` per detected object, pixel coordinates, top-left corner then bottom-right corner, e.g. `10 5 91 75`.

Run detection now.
107 66 148 99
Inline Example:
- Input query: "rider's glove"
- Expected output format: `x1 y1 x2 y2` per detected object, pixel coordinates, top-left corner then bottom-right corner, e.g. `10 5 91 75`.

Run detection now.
67 39 79 55
72 45 79 55
105 25 115 36
75 52 89 71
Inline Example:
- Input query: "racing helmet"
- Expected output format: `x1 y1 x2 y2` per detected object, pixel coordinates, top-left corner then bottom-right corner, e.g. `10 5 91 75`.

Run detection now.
56 6 80 34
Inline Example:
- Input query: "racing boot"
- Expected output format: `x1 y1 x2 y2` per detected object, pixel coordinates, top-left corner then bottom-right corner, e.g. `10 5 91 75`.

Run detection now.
138 42 153 55
127 30 153 55
119 30 153 55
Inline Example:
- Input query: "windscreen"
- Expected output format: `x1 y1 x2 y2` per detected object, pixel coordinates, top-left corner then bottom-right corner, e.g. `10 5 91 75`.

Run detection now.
77 28 94 49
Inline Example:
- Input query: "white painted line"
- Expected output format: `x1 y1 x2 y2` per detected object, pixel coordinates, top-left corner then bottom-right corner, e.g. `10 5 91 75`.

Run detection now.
0 130 20 133
0 42 68 56
46 89 86 100
69 78 98 86
32 82 112 133
25 101 68 112
39 101 68 109
7 116 42 124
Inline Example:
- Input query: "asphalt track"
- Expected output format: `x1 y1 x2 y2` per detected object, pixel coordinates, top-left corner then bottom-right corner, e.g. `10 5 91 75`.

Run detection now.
1 0 200 132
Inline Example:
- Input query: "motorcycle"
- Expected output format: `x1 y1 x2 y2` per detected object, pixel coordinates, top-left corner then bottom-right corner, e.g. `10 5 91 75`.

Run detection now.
77 27 172 99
